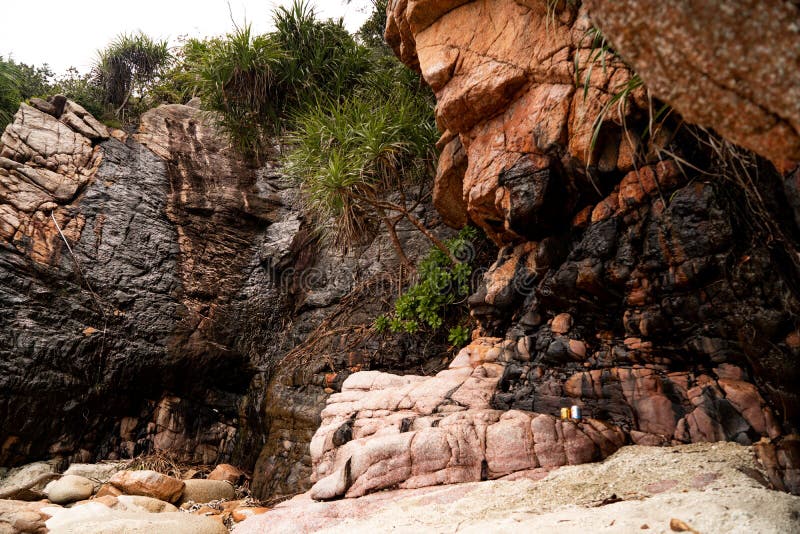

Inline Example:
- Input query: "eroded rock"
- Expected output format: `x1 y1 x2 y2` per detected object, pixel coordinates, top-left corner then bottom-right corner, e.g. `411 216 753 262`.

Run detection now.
44 475 94 505
108 470 184 503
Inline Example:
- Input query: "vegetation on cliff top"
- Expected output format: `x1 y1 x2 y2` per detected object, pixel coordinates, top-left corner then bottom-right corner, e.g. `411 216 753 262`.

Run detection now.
1 0 477 349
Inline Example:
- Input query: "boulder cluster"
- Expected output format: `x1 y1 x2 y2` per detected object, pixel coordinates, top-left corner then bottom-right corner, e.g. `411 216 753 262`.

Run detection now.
0 461 264 533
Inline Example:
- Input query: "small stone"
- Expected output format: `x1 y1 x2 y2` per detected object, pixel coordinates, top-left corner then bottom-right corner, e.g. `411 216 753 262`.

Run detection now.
551 313 573 334
568 339 586 359
785 330 800 348
670 518 698 533
232 507 270 522
95 483 122 498
44 475 94 504
516 336 532 362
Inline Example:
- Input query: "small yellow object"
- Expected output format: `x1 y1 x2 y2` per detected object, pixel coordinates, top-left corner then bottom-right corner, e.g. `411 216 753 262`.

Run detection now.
560 407 571 420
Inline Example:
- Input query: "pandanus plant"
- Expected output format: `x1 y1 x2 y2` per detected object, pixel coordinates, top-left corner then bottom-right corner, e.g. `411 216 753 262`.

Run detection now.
93 32 171 118
0 60 21 128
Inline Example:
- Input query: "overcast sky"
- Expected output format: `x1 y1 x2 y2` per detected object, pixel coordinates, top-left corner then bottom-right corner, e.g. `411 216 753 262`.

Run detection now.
0 0 372 74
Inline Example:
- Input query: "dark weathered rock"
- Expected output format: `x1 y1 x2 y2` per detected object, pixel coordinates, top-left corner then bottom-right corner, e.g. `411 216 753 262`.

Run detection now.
387 0 800 494
0 99 452 501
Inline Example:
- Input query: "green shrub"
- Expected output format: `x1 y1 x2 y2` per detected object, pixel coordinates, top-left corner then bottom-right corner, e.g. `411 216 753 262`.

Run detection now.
284 87 436 247
353 0 389 50
273 0 371 109
180 1 373 162
179 27 286 160
0 59 21 128
93 32 172 121
375 227 479 348
10 60 54 101
52 67 105 119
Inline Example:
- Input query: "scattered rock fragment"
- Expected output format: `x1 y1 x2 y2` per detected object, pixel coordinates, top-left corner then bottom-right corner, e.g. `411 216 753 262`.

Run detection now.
207 464 245 485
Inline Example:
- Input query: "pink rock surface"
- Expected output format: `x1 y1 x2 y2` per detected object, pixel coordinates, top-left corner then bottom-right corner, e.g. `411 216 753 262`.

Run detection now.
308 339 625 500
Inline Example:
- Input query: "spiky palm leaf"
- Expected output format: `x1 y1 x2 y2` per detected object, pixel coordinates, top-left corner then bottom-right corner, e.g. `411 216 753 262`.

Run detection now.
0 60 21 128
94 32 171 114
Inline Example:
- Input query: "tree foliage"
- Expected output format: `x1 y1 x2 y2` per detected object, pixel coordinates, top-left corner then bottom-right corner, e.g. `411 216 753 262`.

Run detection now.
181 1 371 162
93 32 172 117
375 227 479 347
0 59 21 128
284 87 436 249
353 0 389 49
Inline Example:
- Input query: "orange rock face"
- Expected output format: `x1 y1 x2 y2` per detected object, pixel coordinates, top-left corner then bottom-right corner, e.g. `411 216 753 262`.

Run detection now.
387 0 638 244
108 470 185 503
585 0 800 165
388 0 800 496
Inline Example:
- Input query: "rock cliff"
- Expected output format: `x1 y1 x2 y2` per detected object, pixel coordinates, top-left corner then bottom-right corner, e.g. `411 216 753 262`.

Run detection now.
3 0 800 510
297 0 800 497
0 97 449 500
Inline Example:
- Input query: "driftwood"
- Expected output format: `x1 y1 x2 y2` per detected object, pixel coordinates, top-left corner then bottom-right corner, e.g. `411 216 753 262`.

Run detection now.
0 472 61 500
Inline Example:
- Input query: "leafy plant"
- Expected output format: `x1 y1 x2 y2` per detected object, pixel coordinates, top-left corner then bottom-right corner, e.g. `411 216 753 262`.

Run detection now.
52 67 105 119
447 324 471 347
273 0 371 109
352 0 389 49
0 59 21 128
8 60 54 100
181 1 372 162
284 86 441 264
180 27 286 161
93 32 172 119
374 226 478 348
575 26 675 179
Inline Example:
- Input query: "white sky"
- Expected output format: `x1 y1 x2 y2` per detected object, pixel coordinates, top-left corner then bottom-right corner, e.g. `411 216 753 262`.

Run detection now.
0 0 372 74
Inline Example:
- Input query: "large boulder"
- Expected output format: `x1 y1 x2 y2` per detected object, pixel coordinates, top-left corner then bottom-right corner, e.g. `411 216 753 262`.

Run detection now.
44 475 94 505
108 471 184 504
0 461 58 501
207 464 245 485
178 479 235 504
